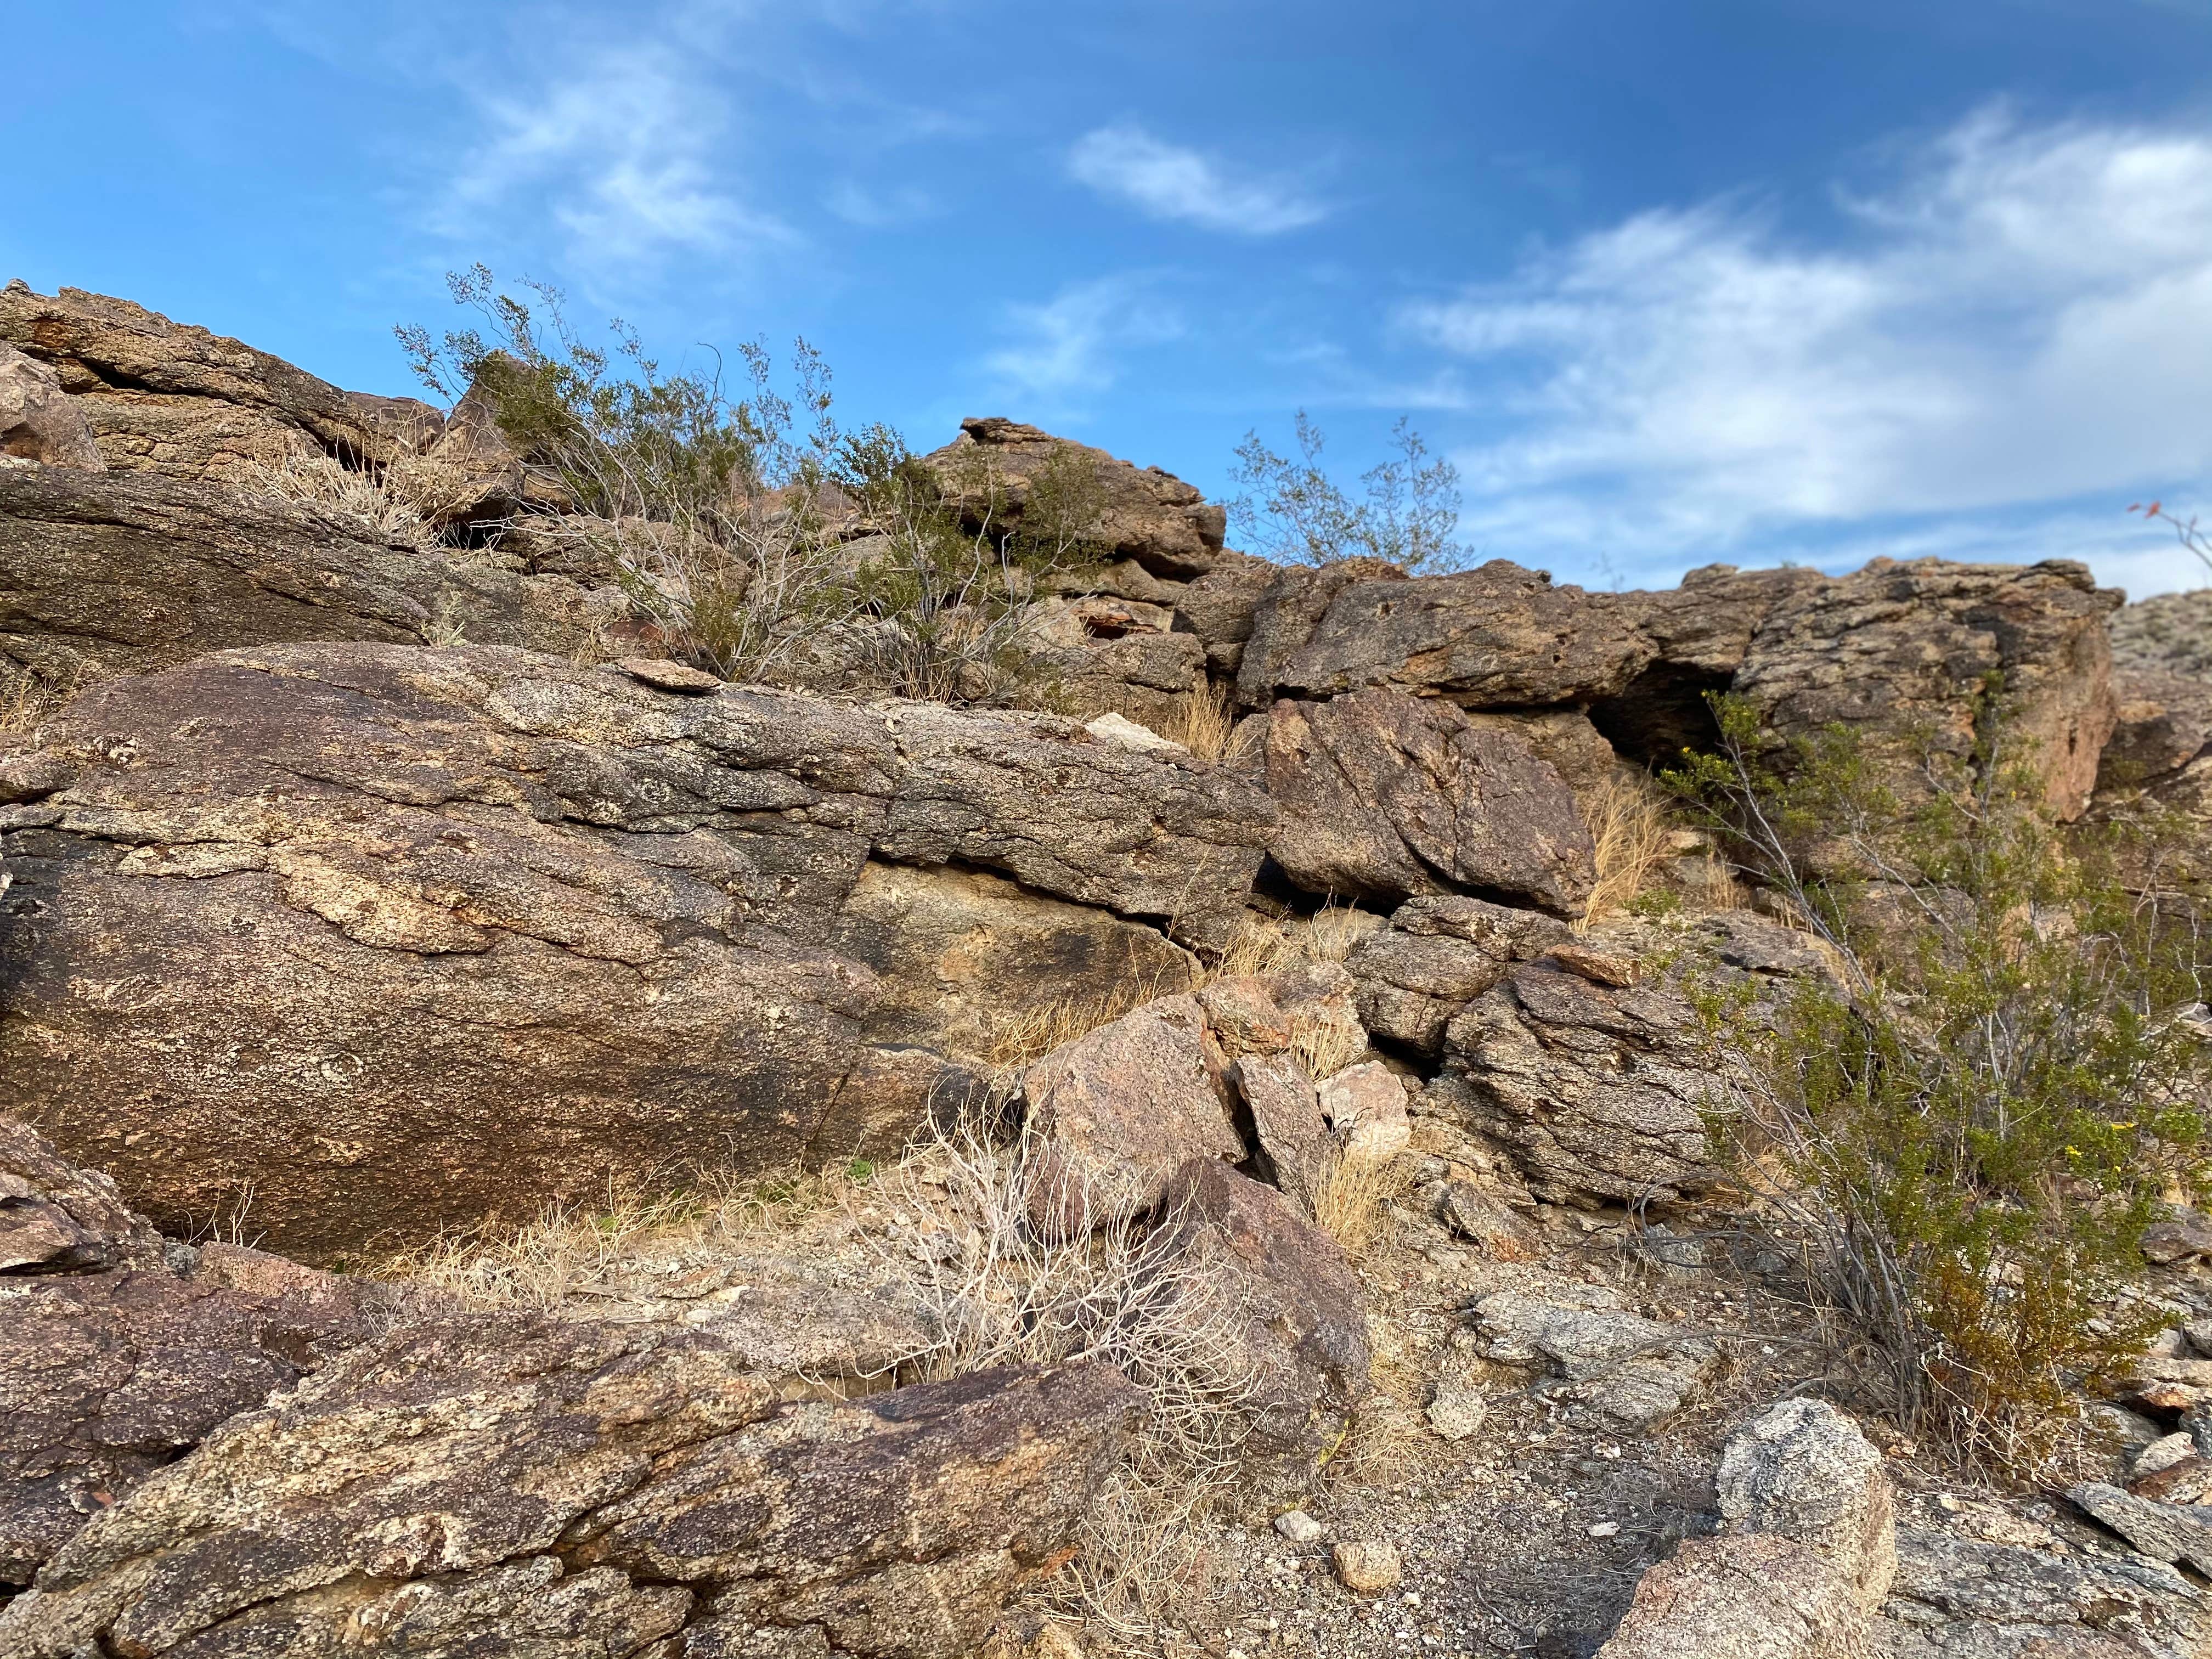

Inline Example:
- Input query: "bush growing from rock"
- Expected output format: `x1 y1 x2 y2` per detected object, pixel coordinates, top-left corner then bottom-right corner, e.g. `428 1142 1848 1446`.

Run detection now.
1669 689 2212 1476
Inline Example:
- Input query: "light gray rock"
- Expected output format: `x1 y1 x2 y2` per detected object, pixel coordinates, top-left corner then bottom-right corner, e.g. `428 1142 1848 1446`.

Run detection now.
1472 1286 1718 1432
1234 1052 1334 1212
2067 1482 2212 1575
1881 1524 2209 1658
1717 1398 1895 1610
1317 1061 1409 1156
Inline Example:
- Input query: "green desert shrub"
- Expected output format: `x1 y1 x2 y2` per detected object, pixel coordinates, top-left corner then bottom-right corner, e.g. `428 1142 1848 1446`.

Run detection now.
397 267 1097 701
1227 410 1468 572
1668 687 2212 1477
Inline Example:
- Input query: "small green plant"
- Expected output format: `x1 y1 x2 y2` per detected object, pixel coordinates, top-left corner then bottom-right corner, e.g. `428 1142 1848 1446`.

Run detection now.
1668 689 2212 1477
1227 411 1467 571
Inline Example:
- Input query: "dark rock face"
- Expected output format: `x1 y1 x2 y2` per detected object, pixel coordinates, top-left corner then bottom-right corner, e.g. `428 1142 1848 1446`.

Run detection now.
0 1307 1139 1659
0 645 1272 1259
0 1123 369 1593
1163 1160 1370 1500
0 283 433 483
1264 690 1596 916
0 465 603 683
923 417 1228 579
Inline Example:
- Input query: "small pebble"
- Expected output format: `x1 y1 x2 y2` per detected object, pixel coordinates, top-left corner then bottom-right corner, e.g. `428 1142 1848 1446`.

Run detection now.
1588 1520 1620 1538
1274 1509 1325 1544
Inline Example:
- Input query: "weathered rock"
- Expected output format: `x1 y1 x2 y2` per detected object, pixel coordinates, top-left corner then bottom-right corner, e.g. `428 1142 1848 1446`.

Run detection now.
0 284 419 483
1163 1160 1370 1500
1734 557 2120 820
1425 1380 1487 1442
0 464 606 684
1242 560 1649 708
1592 1533 1868 1659
1172 548 1277 675
1462 706 1622 816
1880 1523 2208 1657
2142 1209 2212 1266
2099 669 2212 789
1232 557 1409 707
0 1126 369 1589
980 1613 1088 1659
2067 1482 2212 1575
1316 1061 1409 1156
0 1118 161 1274
1014 595 1210 727
1021 995 1243 1229
829 861 1197 1063
1434 1181 1536 1259
0 345 104 470
2111 588 2212 681
1429 964 1725 1207
923 418 1227 578
1716 1399 1895 1610
1471 1285 1717 1432
1233 1052 1334 1211
1263 690 1596 915
1345 895 1570 1056
1331 1539 1401 1593
1 644 1271 1257
0 1305 1138 1659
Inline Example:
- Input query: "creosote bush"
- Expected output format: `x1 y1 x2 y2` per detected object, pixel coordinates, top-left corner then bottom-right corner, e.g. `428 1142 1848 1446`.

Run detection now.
398 266 1105 701
1668 688 2212 1477
1228 410 1468 572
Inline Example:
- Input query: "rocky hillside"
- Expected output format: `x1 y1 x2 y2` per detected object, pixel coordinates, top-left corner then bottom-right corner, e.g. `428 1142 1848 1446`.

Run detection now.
5 284 2212 1658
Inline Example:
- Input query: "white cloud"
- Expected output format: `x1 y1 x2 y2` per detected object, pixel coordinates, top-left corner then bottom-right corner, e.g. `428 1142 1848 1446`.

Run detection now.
438 41 794 269
1068 125 1328 235
983 275 1183 408
1403 108 2212 584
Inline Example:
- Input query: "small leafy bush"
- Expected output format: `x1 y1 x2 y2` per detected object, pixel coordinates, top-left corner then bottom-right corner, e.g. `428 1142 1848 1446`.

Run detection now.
1228 411 1468 572
1669 688 2212 1476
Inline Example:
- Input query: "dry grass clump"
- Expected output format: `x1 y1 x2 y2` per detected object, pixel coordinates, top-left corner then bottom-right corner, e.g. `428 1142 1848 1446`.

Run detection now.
1205 898 1374 984
1579 771 1676 927
1308 1147 1412 1252
0 669 81 741
379 1163 866 1308
985 977 1176 1069
249 449 477 550
1154 682 1257 768
1288 1010 1368 1082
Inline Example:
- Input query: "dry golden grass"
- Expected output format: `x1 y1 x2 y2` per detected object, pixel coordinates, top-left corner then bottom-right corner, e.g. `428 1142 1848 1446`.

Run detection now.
1288 1011 1368 1082
1154 682 1256 768
985 974 1180 1069
0 671 76 741
377 1163 865 1308
1308 1147 1411 1252
1203 898 1374 986
250 449 476 551
1579 771 1677 928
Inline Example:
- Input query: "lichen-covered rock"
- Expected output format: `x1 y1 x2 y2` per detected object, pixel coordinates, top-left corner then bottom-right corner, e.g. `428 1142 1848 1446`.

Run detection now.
922 418 1227 578
0 345 104 470
1172 547 1277 676
0 644 1271 1258
0 1306 1139 1659
1592 1533 1869 1659
1880 1523 2210 1656
1022 995 1243 1230
1264 690 1595 915
0 465 606 684
1163 1160 1370 1499
1717 1399 1895 1610
1471 1285 1717 1432
1345 895 1570 1056
0 1118 162 1274
2067 1483 2212 1576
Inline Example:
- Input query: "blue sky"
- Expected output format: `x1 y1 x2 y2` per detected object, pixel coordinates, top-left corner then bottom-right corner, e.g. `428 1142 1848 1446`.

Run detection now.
10 1 2212 596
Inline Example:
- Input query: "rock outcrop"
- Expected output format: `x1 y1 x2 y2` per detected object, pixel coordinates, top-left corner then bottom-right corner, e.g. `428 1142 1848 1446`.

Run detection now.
0 644 1272 1257
0 1310 1139 1659
0 345 104 471
0 464 605 682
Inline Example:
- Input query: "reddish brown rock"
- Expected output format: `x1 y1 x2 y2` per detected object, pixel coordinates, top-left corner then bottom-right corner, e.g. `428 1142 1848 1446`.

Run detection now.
0 345 104 470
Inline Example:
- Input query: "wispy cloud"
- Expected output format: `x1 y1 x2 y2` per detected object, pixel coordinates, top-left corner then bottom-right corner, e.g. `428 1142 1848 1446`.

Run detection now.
983 274 1183 409
1403 108 2212 584
438 42 794 269
1068 125 1328 235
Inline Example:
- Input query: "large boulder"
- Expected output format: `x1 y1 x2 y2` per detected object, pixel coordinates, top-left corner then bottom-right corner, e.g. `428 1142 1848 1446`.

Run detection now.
0 282 431 483
1733 557 2120 820
0 465 606 684
1263 689 1596 915
923 417 1227 579
0 345 104 471
0 1122 370 1592
1717 1399 1895 1611
0 644 1273 1258
0 1308 1139 1659
1592 1533 1869 1659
